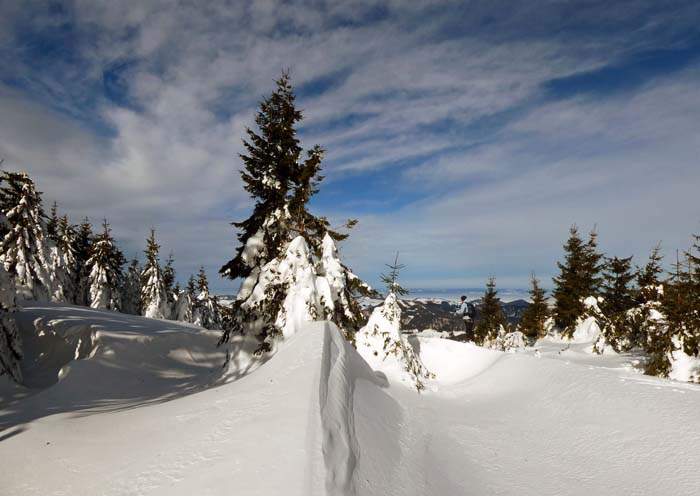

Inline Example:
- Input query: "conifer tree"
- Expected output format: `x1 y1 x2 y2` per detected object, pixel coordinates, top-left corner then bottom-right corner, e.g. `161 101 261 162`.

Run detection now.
317 233 375 343
162 251 176 318
86 220 125 310
552 225 603 335
597 256 638 351
46 201 59 242
193 266 221 329
0 212 21 383
52 214 78 303
140 228 168 319
0 171 55 301
474 277 508 346
519 273 550 341
355 254 432 391
636 244 664 304
121 258 142 315
72 217 94 306
174 275 196 323
380 252 409 296
219 74 370 351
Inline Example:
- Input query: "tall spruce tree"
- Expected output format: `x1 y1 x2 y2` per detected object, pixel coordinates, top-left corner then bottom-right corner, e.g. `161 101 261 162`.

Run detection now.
519 273 550 341
219 74 369 351
141 228 168 319
86 220 125 310
552 225 603 336
474 277 508 346
0 171 55 301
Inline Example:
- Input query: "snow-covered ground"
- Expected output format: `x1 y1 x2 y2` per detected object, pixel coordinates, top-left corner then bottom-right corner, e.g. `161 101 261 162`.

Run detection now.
2 303 700 495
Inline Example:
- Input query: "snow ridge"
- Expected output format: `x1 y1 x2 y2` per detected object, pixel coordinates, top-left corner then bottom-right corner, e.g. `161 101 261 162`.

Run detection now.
318 322 382 496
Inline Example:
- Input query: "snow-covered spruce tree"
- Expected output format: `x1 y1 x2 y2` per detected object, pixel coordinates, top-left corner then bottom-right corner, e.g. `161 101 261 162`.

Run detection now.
140 228 169 319
121 258 142 315
51 214 78 304
86 220 125 310
355 254 432 391
474 276 509 347
317 233 375 343
219 74 370 352
594 255 638 353
46 201 59 243
174 275 196 323
0 171 57 301
72 217 94 306
162 251 177 319
518 273 550 342
647 238 700 381
552 225 603 336
0 212 22 383
193 267 222 329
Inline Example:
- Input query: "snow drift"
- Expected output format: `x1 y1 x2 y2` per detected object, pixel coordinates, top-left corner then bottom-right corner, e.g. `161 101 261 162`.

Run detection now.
3 303 700 495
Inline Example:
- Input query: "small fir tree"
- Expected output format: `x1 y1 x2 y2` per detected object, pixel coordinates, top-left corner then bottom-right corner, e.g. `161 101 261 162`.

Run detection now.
355 254 432 391
86 220 125 310
518 273 550 341
121 258 142 315
552 225 603 336
46 201 59 243
380 252 409 296
52 214 78 303
597 256 638 351
174 275 196 323
140 228 168 319
162 251 176 318
72 217 94 306
474 276 508 346
193 267 222 329
636 244 664 304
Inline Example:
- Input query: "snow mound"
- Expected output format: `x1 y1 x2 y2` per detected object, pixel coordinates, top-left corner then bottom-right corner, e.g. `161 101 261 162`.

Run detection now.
571 316 602 344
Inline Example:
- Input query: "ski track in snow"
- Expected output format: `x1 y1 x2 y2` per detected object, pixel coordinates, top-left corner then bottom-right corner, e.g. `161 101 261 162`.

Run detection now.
2 303 700 495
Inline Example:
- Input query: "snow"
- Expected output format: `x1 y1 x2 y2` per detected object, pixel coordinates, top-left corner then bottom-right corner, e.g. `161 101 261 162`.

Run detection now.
571 315 602 344
3 303 700 495
668 336 700 383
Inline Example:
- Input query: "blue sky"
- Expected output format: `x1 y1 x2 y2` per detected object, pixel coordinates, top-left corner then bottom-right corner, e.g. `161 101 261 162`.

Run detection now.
1 0 700 293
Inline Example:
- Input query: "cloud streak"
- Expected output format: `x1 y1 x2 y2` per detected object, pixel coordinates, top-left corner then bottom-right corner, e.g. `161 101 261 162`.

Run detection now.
1 0 699 291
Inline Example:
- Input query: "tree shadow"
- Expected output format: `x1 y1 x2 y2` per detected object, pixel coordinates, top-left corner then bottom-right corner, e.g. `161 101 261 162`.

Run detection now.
0 303 266 434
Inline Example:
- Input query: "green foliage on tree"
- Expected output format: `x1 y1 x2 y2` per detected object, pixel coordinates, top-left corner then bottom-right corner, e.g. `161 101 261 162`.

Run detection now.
518 273 549 341
552 225 604 336
219 73 368 350
380 252 409 296
597 255 639 351
474 277 508 345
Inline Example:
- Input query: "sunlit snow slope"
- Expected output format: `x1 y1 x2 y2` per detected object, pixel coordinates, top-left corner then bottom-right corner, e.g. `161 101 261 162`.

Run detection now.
2 303 700 495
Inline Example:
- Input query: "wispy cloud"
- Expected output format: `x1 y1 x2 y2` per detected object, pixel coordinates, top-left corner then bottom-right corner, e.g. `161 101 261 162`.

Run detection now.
1 0 699 291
